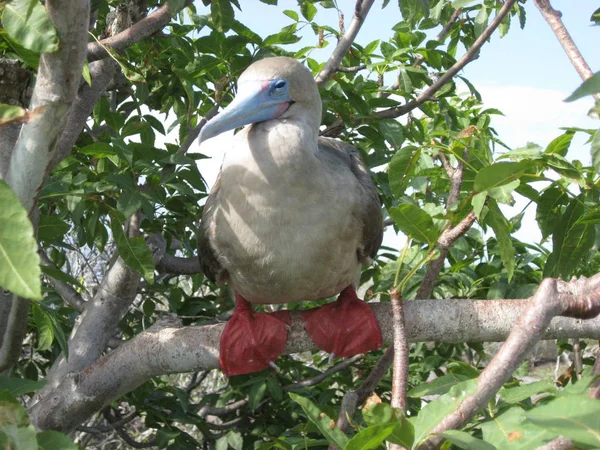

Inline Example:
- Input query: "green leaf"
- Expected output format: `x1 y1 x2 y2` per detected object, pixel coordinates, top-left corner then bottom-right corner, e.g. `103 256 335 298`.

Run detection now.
0 103 26 125
226 430 243 450
451 0 477 7
32 303 53 351
116 189 143 219
535 187 568 240
408 373 471 398
0 391 28 426
389 204 439 247
545 198 595 278
37 215 69 241
78 142 115 158
389 146 419 199
482 407 552 450
362 402 394 426
110 219 155 283
545 131 574 156
543 154 584 183
500 380 556 404
438 430 496 450
2 0 59 53
387 417 415 448
565 71 600 102
36 430 78 450
525 395 600 447
248 381 266 411
413 379 478 446
592 127 600 176
498 143 542 161
289 393 349 449
474 6 489 38
0 376 46 395
488 179 519 205
471 192 486 219
40 266 85 290
0 180 41 300
473 161 531 193
484 199 515 281
283 10 298 21
300 2 317 21
378 120 404 148
345 422 396 450
211 0 235 32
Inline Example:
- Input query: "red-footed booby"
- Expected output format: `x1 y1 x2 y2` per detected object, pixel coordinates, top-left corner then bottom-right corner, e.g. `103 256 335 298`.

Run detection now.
198 57 383 376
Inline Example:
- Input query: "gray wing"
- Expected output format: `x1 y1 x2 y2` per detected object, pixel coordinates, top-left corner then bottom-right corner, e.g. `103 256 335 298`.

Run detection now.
317 137 383 263
197 172 228 284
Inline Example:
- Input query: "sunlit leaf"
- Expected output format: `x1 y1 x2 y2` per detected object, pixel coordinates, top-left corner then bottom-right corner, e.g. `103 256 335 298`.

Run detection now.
389 204 439 247
484 199 515 281
0 180 41 300
564 71 600 102
544 131 574 156
482 407 552 450
3 0 59 53
413 380 478 446
525 396 600 447
288 393 349 449
500 380 556 404
474 161 531 193
438 430 496 450
211 0 234 32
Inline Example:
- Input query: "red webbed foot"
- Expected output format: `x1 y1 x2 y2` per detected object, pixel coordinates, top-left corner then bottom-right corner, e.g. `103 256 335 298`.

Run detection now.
219 294 291 376
302 285 382 357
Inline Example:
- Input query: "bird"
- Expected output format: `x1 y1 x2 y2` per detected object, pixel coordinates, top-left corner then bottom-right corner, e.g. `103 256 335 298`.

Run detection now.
197 56 383 376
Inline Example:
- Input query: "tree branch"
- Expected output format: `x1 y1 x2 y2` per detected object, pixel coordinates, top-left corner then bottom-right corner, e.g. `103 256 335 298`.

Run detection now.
29 283 600 432
321 0 517 137
416 211 476 300
533 0 600 100
35 255 140 398
6 0 90 214
40 249 86 312
87 0 193 62
49 58 118 172
315 0 375 87
418 274 600 449
390 289 408 413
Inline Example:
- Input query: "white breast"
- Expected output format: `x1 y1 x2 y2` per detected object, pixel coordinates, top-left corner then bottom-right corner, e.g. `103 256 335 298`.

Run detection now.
209 123 363 304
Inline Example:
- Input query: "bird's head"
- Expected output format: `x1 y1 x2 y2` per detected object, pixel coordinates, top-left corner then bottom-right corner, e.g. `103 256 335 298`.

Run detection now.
198 57 321 143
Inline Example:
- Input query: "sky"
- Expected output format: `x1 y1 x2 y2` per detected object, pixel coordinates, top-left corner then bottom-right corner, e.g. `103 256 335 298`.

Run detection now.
191 1 599 248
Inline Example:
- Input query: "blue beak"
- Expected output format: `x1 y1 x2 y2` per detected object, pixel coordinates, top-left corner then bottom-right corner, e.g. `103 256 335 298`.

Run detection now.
199 80 292 143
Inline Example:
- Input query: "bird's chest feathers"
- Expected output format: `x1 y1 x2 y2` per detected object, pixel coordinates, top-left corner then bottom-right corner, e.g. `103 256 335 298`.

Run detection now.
212 126 361 302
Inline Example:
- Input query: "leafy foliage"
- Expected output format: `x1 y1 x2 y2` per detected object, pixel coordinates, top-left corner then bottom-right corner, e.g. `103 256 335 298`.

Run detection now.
1 0 600 448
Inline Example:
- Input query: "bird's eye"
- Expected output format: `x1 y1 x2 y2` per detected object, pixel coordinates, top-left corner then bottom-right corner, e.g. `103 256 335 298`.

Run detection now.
272 79 287 91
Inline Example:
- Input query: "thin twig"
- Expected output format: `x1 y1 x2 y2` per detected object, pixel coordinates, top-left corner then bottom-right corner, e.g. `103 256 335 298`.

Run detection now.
390 289 408 413
87 0 193 62
286 355 363 390
416 211 476 300
39 249 86 311
336 65 366 73
315 0 375 87
335 347 394 432
418 275 600 449
322 0 517 137
533 0 600 100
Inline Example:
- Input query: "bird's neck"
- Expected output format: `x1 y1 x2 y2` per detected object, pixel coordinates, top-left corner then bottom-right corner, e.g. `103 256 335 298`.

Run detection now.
248 116 319 160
